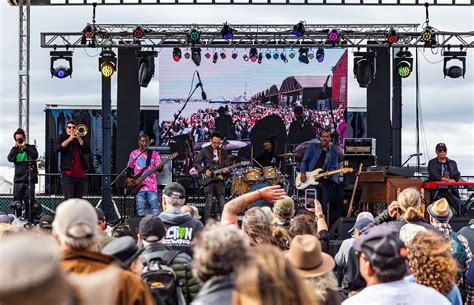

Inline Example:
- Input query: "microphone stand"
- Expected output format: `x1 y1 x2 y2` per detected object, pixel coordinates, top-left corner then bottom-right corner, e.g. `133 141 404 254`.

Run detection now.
401 154 419 167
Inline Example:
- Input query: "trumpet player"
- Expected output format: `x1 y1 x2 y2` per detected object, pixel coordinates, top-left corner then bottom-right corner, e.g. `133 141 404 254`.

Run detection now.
55 120 90 199
7 128 38 219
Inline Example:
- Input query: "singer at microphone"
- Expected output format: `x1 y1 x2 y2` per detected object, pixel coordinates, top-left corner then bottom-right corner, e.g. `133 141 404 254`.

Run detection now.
196 71 207 100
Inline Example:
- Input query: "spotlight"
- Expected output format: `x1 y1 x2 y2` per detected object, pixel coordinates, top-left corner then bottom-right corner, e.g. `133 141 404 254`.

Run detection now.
265 50 272 60
50 51 73 79
243 54 249 61
288 50 296 59
191 47 201 66
133 26 145 39
258 53 263 64
221 22 234 40
99 49 117 78
421 26 436 47
308 50 314 60
443 50 467 79
220 51 226 59
292 21 305 38
249 48 258 62
280 53 288 63
136 50 157 87
353 51 376 88
213 52 218 64
387 28 399 44
205 52 211 59
184 52 191 59
273 51 279 60
173 48 182 62
81 24 95 46
232 51 238 59
327 29 340 44
316 48 325 63
188 29 201 44
394 50 413 79
298 48 309 64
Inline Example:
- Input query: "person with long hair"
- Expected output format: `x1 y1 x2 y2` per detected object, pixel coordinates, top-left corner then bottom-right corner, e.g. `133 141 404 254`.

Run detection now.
242 208 275 246
232 244 317 305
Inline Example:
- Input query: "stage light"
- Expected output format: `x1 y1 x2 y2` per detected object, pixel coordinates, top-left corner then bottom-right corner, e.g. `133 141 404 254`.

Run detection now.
387 28 399 44
249 48 258 62
353 51 376 88
243 54 249 61
99 49 117 78
394 50 413 79
191 47 201 66
173 48 182 62
273 51 279 60
308 50 315 60
232 51 238 59
205 52 211 59
265 50 272 60
213 52 218 64
316 48 325 63
188 29 201 44
136 50 157 87
421 26 436 47
81 24 95 45
50 50 73 79
133 26 145 39
220 51 226 59
327 29 340 44
221 22 234 40
443 50 467 79
288 50 296 59
280 53 288 63
298 48 309 64
292 21 305 38
258 52 263 64
184 52 191 59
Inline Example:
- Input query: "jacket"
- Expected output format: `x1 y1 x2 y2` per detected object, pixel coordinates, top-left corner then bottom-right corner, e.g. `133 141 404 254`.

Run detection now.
159 209 204 256
193 145 228 173
428 157 461 181
141 243 201 303
55 133 91 172
7 144 38 183
191 274 234 305
373 209 437 233
61 248 156 305
300 143 339 184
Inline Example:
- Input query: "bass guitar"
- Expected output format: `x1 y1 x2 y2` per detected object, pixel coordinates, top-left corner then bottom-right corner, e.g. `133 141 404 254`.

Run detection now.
198 161 249 187
126 152 178 196
295 167 353 190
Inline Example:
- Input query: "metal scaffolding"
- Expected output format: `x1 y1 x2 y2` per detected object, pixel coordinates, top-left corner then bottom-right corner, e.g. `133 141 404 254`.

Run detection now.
18 0 30 136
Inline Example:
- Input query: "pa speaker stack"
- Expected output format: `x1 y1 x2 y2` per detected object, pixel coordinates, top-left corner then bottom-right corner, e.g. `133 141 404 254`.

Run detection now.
343 138 377 190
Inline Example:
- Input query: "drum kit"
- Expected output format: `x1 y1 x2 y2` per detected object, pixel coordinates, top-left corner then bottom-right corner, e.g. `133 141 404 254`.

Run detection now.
231 165 283 197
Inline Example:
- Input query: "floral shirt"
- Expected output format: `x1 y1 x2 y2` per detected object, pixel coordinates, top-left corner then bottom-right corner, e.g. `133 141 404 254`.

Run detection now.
128 149 161 193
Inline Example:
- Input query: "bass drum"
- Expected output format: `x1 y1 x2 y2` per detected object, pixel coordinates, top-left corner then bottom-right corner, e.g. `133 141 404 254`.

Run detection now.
232 175 250 195
246 182 272 209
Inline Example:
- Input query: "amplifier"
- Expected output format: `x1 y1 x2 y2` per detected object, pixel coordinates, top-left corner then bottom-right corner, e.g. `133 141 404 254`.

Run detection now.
344 138 376 155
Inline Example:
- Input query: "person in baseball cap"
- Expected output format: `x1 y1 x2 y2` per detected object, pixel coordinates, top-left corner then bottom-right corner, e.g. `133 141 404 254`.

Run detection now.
138 215 166 242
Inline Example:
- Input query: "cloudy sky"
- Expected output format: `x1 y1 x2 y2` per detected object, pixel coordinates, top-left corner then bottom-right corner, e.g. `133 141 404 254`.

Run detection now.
0 3 473 175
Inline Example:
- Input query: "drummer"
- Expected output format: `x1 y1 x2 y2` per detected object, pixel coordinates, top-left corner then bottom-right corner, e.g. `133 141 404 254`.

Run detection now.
255 137 280 169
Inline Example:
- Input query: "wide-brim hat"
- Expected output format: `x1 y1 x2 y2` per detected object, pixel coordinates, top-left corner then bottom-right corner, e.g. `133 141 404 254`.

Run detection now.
427 198 453 222
286 234 335 278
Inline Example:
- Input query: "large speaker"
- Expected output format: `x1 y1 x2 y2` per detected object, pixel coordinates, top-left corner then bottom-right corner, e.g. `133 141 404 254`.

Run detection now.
329 217 356 240
342 155 376 190
125 216 144 237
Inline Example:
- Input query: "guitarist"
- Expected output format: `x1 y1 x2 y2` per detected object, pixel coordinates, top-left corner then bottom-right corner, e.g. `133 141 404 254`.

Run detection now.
193 131 229 221
299 129 340 224
127 134 163 216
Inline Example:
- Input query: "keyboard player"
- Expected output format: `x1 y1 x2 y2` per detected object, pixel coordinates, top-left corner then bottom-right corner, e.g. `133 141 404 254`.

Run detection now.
427 142 466 215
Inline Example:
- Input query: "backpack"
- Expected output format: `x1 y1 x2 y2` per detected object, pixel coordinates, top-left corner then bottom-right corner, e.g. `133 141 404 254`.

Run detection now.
141 250 187 305
449 231 468 280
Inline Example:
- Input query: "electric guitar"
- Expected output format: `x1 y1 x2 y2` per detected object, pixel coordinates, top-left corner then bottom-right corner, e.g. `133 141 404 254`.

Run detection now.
126 152 178 196
198 161 249 187
295 167 353 190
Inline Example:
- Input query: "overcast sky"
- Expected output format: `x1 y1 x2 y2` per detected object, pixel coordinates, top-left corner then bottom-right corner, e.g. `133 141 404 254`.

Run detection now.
0 4 473 175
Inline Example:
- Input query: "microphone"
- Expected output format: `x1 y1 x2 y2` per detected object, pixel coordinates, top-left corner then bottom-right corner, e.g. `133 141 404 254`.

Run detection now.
410 153 423 157
196 71 207 100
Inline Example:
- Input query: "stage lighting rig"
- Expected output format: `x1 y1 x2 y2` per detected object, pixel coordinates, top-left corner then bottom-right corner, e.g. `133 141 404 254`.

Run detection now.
443 49 466 79
221 22 234 40
50 50 73 79
273 51 279 60
288 50 296 59
292 21 305 38
213 52 219 63
421 26 436 47
308 50 315 60
387 28 399 44
81 24 95 46
280 52 288 63
249 48 258 62
232 50 238 59
136 50 157 87
220 51 226 59
243 54 249 61
265 50 272 60
327 29 341 44
188 28 201 45
258 52 263 64
173 48 182 62
191 47 202 66
353 51 376 88
133 26 145 39
316 47 325 63
205 51 211 59
394 50 413 78
298 48 309 64
99 49 116 78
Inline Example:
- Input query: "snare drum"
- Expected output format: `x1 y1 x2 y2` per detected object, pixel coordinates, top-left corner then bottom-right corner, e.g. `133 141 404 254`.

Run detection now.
244 167 262 183
263 167 278 181
232 175 250 195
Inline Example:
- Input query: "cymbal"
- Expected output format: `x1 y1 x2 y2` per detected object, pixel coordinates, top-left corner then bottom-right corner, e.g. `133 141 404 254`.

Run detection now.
202 140 248 150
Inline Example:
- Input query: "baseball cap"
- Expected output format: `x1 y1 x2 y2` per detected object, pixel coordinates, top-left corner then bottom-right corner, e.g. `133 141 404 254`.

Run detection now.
163 182 186 198
353 225 407 269
102 236 144 268
348 212 374 233
274 196 295 213
52 199 98 239
138 215 166 242
435 143 447 151
39 215 54 229
348 218 373 234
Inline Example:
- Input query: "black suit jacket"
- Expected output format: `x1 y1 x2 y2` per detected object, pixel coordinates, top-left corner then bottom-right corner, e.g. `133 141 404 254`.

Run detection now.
55 133 91 172
193 146 228 173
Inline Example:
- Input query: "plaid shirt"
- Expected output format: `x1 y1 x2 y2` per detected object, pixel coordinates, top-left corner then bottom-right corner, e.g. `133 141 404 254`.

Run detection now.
433 222 473 305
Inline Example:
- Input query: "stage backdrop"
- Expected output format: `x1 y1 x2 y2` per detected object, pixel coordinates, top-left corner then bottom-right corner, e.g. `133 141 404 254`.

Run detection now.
159 48 349 151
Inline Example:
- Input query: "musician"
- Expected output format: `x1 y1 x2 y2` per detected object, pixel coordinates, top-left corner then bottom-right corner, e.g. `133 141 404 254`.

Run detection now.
193 131 229 221
299 129 340 222
428 143 466 215
126 134 162 216
287 105 315 145
55 120 90 199
7 128 38 218
255 137 280 168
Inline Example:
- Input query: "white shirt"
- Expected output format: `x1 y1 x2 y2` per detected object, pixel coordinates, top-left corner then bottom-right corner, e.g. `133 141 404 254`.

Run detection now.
342 280 450 305
335 237 355 267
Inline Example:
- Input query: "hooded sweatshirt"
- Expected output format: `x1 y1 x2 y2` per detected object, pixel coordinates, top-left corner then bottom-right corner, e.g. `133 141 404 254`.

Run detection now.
159 208 204 256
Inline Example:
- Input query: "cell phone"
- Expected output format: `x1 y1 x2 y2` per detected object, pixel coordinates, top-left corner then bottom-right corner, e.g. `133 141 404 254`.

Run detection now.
305 189 317 210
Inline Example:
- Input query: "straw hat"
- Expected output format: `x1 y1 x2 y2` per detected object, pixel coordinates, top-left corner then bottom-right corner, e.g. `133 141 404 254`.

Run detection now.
427 198 453 222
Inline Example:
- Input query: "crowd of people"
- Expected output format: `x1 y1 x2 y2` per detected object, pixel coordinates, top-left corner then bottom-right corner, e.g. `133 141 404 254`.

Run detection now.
1 181 474 305
160 102 346 144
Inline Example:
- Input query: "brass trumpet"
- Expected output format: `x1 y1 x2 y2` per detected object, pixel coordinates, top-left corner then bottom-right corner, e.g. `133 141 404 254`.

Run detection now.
17 138 25 145
74 124 88 137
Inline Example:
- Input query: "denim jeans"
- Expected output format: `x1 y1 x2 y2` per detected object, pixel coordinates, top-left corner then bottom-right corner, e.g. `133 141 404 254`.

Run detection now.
136 191 160 216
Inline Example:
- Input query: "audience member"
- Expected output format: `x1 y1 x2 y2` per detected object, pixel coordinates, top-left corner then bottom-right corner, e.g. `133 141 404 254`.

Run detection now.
335 216 373 268
39 214 54 233
242 207 275 245
458 219 474 254
95 208 114 251
273 195 295 230
111 223 135 240
102 236 144 270
271 226 292 251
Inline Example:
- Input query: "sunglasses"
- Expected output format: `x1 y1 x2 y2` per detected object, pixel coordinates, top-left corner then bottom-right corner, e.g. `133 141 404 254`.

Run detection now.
67 126 76 129
437 149 446 153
